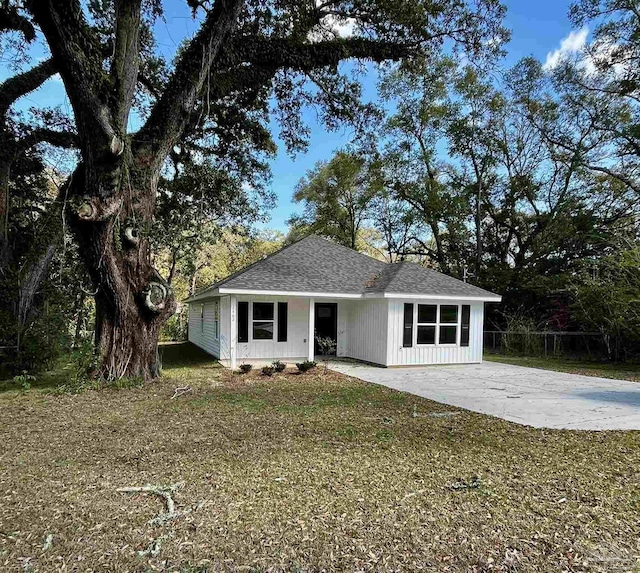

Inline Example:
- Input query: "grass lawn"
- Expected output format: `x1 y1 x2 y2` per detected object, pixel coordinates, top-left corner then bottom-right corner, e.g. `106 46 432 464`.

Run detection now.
1 343 639 572
485 353 640 382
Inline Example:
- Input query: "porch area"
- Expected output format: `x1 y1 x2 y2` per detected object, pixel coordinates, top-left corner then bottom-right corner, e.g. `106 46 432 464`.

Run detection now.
220 295 388 369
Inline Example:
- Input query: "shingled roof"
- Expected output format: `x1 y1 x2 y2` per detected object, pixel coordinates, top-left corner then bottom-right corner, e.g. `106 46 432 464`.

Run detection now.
185 235 500 302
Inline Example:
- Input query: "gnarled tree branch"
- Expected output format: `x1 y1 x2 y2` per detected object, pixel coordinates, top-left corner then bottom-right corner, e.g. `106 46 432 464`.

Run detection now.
27 0 116 155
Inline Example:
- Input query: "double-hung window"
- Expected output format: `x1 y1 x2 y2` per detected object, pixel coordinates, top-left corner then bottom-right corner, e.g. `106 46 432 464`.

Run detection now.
414 304 461 345
438 305 458 344
252 302 274 340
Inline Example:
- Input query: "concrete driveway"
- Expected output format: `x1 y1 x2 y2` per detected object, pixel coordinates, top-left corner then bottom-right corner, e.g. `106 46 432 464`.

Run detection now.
328 360 640 430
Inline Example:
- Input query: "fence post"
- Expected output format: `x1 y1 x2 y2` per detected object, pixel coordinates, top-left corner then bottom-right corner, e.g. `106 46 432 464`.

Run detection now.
544 334 547 357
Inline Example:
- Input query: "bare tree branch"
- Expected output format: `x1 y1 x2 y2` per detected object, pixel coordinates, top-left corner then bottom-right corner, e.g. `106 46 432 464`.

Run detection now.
134 0 245 171
0 6 35 41
110 0 142 131
28 0 116 154
0 58 57 113
19 128 78 151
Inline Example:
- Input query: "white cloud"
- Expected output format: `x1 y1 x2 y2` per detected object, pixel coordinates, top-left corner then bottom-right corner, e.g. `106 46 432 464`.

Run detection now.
309 1 356 42
543 27 589 71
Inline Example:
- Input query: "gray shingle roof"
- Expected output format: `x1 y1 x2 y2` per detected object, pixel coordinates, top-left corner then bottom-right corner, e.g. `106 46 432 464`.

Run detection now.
187 235 500 300
366 261 497 298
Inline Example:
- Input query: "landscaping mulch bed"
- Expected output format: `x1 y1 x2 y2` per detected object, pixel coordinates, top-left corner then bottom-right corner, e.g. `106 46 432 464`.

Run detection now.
1 343 639 572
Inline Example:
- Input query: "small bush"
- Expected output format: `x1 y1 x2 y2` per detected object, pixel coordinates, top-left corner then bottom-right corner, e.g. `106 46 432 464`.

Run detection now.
13 371 36 390
272 360 286 372
296 360 316 373
502 315 543 356
239 363 252 373
261 365 275 376
161 309 188 342
315 336 337 356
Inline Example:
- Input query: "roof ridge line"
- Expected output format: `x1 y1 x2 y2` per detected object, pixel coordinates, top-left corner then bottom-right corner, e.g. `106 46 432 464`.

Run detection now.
311 235 388 267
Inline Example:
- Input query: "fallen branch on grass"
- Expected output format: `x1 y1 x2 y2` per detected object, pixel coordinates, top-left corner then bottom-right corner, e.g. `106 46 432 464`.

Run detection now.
171 386 192 399
137 534 170 557
117 482 184 525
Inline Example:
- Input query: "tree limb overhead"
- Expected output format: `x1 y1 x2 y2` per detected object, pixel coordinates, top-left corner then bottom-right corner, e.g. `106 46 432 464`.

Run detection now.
134 0 245 171
0 59 57 114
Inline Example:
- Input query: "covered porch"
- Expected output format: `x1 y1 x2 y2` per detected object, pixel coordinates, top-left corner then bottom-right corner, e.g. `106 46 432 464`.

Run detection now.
223 294 361 369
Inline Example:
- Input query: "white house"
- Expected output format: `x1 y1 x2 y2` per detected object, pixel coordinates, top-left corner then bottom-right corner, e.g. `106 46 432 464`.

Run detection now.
184 235 501 368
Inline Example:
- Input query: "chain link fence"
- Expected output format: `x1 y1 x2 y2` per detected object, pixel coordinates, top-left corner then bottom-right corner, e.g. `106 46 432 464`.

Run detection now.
484 331 609 360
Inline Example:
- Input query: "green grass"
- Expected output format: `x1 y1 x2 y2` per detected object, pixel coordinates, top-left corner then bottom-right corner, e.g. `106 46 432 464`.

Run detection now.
485 353 640 382
0 342 639 572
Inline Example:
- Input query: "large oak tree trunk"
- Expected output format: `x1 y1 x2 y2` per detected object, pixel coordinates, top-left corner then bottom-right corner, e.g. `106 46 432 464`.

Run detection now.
69 157 176 380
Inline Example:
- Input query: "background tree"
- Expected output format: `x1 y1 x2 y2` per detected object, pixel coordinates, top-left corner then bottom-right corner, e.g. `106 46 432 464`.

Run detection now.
570 245 640 360
289 151 380 249
377 59 475 275
0 6 79 369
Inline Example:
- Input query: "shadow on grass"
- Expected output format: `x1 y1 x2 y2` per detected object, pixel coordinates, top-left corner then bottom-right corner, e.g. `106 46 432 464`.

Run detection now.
484 353 640 382
160 341 220 369
0 342 218 393
0 358 78 393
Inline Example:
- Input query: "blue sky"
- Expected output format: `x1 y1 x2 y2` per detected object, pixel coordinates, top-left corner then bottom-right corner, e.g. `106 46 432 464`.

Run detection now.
4 0 582 232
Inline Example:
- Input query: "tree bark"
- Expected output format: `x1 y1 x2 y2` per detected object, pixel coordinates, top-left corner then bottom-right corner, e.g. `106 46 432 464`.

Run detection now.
0 160 10 270
67 159 176 380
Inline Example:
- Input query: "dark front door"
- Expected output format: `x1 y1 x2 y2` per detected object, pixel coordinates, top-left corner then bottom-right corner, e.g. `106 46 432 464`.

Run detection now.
314 303 337 355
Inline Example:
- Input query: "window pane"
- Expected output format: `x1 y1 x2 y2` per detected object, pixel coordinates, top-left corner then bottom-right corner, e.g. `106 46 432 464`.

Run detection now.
418 304 437 324
439 325 457 344
253 302 274 320
440 305 458 324
417 325 435 345
318 307 332 318
253 321 273 340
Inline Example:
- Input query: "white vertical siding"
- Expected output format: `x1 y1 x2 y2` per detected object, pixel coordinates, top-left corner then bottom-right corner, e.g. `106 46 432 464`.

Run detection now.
190 294 485 367
386 299 484 366
345 299 389 366
219 296 231 360
336 300 349 357
235 295 309 361
187 298 221 358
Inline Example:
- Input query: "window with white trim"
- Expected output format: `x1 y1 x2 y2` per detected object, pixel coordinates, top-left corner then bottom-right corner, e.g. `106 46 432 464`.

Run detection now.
213 300 220 340
200 304 204 333
415 304 460 346
252 302 274 340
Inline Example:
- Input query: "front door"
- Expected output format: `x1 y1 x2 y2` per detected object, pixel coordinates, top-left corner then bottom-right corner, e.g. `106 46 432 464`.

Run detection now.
314 303 337 355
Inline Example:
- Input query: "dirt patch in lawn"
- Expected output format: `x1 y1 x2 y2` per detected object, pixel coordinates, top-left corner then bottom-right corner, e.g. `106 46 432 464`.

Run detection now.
1 343 639 572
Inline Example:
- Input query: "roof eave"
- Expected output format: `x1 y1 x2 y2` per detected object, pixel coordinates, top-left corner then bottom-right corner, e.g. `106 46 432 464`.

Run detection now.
217 287 363 299
183 288 221 303
382 292 502 302
184 288 502 303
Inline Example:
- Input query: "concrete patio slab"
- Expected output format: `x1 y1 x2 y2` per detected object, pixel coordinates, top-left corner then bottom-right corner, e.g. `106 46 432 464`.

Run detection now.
328 360 640 430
